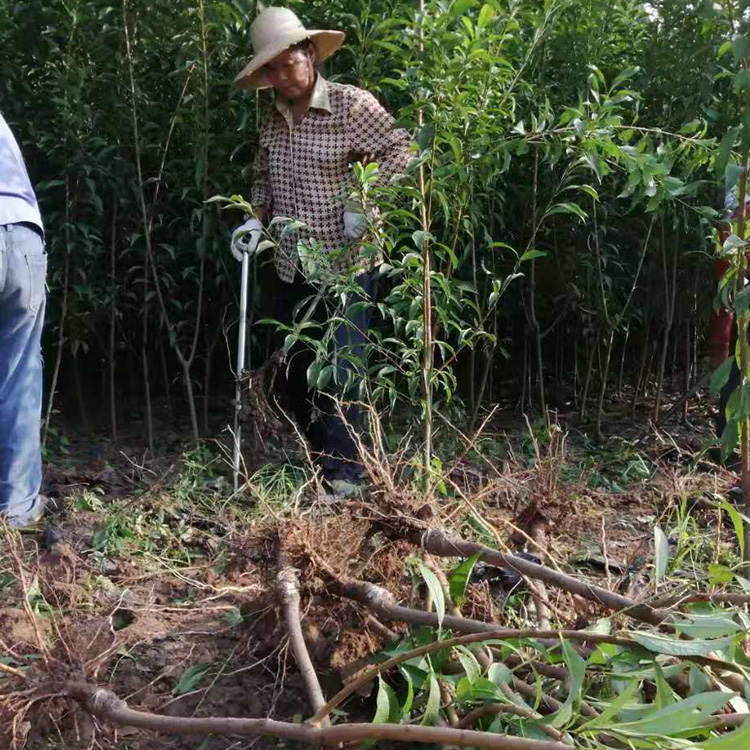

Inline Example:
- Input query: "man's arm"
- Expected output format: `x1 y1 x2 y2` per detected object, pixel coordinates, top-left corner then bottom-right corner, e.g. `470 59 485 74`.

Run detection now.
251 144 271 223
349 90 411 184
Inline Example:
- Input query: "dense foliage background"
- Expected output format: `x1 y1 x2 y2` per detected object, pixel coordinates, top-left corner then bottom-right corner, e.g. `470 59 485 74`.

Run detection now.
0 0 738 449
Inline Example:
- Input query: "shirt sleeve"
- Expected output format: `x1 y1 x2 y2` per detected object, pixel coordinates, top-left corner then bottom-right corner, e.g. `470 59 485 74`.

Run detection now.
348 90 411 185
251 121 272 210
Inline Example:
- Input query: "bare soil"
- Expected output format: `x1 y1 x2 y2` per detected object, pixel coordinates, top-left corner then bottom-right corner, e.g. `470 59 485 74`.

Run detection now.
0 391 739 749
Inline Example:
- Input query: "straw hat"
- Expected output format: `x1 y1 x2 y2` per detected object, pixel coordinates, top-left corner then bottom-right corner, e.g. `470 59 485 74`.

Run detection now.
234 7 345 90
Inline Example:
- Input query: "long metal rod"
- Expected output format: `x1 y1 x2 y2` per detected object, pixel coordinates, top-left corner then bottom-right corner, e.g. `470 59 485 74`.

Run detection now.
233 250 251 491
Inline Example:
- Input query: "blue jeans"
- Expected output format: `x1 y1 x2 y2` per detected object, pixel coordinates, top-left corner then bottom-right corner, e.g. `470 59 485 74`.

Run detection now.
276 272 375 480
0 223 46 526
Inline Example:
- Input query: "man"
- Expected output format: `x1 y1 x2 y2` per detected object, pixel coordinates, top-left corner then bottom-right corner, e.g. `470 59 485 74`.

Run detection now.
0 111 47 527
231 8 411 495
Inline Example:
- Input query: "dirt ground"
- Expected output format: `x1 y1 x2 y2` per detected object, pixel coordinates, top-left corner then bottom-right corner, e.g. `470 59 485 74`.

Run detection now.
0 387 740 749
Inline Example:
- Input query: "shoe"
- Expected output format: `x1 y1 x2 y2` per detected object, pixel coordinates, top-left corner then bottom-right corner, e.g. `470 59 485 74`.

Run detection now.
7 495 46 530
326 478 364 499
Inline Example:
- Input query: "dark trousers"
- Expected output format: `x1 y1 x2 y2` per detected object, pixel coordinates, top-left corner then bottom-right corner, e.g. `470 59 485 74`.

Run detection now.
275 272 375 479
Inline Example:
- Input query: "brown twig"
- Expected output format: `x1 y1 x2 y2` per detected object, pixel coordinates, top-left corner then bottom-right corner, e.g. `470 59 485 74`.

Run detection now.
0 662 27 681
649 592 750 608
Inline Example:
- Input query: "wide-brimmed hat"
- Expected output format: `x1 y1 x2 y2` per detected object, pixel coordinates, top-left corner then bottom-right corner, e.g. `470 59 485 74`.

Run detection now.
234 7 345 90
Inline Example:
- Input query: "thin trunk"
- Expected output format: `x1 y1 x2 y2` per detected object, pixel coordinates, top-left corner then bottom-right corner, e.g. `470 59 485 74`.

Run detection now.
71 353 89 431
573 338 579 408
528 148 545 413
682 319 691 423
643 333 656 399
42 177 72 450
203 320 223 435
595 331 615 441
141 264 155 456
631 325 650 422
159 330 174 425
618 327 629 398
109 199 118 443
520 331 528 413
653 219 677 421
670 317 679 390
471 346 492 429
580 336 595 422
469 234 477 413
417 0 433 482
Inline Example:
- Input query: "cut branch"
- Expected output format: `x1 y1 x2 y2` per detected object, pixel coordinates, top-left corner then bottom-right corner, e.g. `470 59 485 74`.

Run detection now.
415 528 670 626
275 553 328 720
57 681 571 750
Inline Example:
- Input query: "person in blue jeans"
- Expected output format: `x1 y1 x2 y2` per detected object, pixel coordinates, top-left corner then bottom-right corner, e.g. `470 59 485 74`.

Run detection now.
0 112 47 528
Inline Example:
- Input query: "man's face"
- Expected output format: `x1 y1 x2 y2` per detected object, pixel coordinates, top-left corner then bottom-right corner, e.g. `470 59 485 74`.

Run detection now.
264 44 316 102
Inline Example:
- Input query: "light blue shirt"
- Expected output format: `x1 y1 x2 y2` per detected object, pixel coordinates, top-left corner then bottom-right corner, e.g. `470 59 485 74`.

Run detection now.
0 111 43 231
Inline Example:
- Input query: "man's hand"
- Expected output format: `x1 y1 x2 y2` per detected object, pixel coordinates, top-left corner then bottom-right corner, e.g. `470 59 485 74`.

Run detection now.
343 209 369 241
230 217 263 262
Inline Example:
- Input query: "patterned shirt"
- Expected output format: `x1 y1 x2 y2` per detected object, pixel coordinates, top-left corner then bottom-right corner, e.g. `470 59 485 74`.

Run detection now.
252 75 411 283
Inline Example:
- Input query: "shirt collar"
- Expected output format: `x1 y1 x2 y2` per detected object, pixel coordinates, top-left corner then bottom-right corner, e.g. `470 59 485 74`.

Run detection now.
274 74 332 123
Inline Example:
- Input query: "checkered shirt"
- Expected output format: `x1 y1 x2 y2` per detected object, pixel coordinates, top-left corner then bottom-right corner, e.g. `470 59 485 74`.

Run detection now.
251 75 411 283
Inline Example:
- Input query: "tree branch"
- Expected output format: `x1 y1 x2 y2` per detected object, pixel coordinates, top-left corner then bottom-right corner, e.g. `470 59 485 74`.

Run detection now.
275 551 328 720
57 681 571 750
415 528 670 626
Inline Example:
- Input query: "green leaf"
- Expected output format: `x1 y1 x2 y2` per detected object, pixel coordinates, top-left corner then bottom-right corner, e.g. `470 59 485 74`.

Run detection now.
546 638 586 729
477 3 495 28
653 525 669 584
674 612 741 639
174 664 209 695
579 184 600 202
716 129 738 179
418 564 446 629
711 357 735 397
421 670 441 726
735 69 750 95
654 663 677 708
488 662 513 687
615 692 735 737
401 666 415 716
456 645 482 684
371 675 391 725
708 563 735 586
733 34 750 64
736 290 750 317
449 553 480 607
519 249 548 262
469 678 502 702
546 202 588 221
721 419 740 461
451 0 480 14
625 631 739 656
579 678 641 731
306 360 322 389
721 500 745 557
724 234 749 254
317 365 333 390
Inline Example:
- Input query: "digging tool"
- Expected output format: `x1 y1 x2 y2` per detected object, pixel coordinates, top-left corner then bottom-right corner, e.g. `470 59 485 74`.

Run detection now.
230 218 262 491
